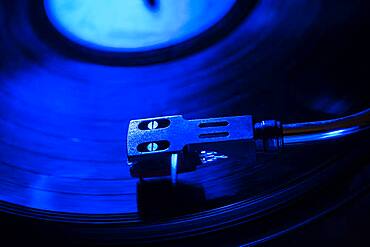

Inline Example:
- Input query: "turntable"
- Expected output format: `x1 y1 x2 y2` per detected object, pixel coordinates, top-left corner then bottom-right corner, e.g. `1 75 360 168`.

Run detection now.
0 0 369 246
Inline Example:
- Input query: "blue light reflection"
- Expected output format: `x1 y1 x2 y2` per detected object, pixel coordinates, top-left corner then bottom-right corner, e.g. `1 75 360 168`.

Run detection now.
0 0 322 215
284 126 363 145
44 0 236 52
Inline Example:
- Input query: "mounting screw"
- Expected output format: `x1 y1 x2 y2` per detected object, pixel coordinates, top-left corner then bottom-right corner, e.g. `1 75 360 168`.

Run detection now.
148 121 159 130
147 142 159 151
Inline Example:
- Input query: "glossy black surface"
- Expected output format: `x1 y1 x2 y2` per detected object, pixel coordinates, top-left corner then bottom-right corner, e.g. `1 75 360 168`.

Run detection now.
0 0 369 245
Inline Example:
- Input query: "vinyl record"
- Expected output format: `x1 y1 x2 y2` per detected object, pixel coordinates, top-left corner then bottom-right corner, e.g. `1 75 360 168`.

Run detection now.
0 0 369 245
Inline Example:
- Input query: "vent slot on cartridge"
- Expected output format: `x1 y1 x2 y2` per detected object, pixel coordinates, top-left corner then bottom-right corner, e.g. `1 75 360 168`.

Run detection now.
199 121 229 128
199 132 229 139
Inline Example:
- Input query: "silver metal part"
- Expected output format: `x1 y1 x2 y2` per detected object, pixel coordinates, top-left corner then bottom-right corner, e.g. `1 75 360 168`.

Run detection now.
171 153 178 184
199 151 228 164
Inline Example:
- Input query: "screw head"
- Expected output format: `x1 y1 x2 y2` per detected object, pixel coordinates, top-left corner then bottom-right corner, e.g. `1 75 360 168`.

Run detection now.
147 142 159 151
148 120 159 130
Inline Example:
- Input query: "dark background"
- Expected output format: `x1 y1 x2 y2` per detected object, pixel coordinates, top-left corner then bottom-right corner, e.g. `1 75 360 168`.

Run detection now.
0 0 369 246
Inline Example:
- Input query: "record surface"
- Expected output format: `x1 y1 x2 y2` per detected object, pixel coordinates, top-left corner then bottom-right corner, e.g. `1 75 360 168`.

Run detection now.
0 0 369 245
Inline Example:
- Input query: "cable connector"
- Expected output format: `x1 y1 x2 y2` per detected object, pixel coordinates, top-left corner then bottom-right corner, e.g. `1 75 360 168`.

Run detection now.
254 120 284 152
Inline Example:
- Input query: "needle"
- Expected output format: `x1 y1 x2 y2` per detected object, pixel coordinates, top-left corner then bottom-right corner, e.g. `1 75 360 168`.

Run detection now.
171 153 178 185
